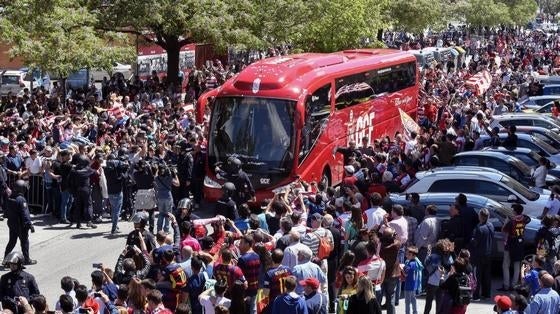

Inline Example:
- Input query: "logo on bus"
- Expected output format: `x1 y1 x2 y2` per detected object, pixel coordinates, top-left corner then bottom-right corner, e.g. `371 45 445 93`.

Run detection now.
394 96 413 107
260 178 270 185
252 78 261 94
347 110 375 145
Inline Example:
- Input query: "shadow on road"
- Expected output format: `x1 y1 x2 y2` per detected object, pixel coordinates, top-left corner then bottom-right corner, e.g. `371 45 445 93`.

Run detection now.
70 232 107 239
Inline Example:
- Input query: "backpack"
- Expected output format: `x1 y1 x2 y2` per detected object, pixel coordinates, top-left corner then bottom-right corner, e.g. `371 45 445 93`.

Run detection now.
455 273 472 306
313 231 334 260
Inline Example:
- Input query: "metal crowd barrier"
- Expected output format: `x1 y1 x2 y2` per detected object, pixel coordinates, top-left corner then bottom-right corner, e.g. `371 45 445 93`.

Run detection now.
26 174 45 212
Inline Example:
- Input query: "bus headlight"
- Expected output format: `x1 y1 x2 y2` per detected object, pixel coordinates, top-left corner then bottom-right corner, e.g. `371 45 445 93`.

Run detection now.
204 176 222 189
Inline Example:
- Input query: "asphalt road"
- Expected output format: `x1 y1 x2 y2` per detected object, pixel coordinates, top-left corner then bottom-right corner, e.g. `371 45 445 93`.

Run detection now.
0 211 498 313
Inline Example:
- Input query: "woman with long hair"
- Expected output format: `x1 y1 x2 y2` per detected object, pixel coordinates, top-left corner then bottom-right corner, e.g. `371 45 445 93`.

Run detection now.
335 251 356 291
345 205 364 251
339 266 359 296
127 278 146 314
347 276 382 314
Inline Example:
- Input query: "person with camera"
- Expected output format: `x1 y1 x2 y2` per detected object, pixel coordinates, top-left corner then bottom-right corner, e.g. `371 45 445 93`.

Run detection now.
133 159 156 233
113 244 151 285
3 180 36 265
439 257 471 314
104 153 129 234
154 162 179 233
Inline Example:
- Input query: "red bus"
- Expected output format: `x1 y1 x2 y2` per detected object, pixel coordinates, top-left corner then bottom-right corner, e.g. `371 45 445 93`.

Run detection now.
199 49 418 201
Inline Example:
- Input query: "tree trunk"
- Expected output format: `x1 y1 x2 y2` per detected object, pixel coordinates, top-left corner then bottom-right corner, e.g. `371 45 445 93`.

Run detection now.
166 38 181 91
377 29 383 42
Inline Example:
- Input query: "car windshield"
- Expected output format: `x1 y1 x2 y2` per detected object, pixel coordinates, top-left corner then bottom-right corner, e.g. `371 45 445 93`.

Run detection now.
209 96 296 173
532 135 560 155
510 158 532 176
532 131 560 149
525 151 557 168
1 75 19 85
500 175 539 201
486 201 514 220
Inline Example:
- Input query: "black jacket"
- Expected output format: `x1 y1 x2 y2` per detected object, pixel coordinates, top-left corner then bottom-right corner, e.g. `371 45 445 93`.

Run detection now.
0 270 39 300
104 159 128 194
5 195 32 230
347 292 382 314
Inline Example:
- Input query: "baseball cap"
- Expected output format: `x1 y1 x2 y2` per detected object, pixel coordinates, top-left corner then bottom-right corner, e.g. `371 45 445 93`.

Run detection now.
299 278 320 289
494 295 512 310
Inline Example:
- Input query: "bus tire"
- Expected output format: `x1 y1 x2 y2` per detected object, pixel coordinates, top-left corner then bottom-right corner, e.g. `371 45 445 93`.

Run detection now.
321 168 331 188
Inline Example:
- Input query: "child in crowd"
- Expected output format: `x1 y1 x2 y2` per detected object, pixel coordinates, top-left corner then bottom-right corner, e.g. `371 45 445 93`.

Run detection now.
403 246 423 314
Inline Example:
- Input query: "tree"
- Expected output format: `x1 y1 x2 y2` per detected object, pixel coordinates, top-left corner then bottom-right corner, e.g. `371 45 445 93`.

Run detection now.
540 0 560 17
0 0 133 80
293 0 389 52
389 0 446 33
95 0 260 86
462 0 513 27
501 0 539 26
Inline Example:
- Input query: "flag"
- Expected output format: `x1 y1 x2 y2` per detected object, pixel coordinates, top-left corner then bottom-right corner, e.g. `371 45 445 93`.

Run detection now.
399 108 420 139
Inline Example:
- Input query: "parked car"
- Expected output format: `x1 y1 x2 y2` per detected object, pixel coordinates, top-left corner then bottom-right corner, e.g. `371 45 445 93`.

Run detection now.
517 95 560 111
389 192 541 259
405 166 550 217
480 133 560 164
91 63 133 83
66 69 93 91
504 126 560 150
490 113 560 132
483 146 560 179
543 84 560 95
0 70 27 96
452 151 560 187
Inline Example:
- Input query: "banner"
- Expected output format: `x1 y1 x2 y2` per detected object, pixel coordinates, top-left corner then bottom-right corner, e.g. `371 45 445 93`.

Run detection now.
399 108 420 137
465 70 492 96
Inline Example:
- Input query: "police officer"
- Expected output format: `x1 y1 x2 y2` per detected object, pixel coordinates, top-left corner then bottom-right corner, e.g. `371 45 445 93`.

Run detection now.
4 180 36 265
68 154 96 229
215 182 238 220
219 157 255 205
0 252 39 302
176 197 200 226
127 211 157 254
175 141 193 204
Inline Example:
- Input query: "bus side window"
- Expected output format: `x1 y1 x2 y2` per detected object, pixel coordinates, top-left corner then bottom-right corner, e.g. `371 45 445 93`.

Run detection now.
300 84 331 164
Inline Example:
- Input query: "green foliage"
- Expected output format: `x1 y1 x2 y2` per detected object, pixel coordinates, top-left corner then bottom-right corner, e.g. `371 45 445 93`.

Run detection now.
293 0 388 52
459 0 537 27
540 0 560 17
389 0 446 33
0 0 133 78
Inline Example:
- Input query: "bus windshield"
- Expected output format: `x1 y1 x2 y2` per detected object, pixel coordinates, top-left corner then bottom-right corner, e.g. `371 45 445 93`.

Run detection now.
209 97 296 173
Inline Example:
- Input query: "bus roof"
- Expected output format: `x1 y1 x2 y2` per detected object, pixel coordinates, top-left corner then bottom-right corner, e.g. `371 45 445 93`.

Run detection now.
217 49 416 100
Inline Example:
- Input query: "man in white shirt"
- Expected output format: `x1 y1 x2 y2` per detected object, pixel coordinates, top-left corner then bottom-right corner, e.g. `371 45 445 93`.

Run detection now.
364 193 386 231
541 186 560 217
199 280 231 314
25 149 42 176
388 205 408 245
404 131 418 156
281 230 308 269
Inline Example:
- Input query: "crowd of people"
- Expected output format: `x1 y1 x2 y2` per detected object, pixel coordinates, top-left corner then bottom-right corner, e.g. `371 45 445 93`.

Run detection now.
2 25 560 314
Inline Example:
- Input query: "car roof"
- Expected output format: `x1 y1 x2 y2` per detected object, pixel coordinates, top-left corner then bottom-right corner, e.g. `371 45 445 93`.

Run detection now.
526 95 560 100
390 192 496 207
1 70 23 76
511 125 553 134
544 84 560 88
454 150 517 162
483 146 533 153
481 133 535 140
415 166 504 181
492 113 552 119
